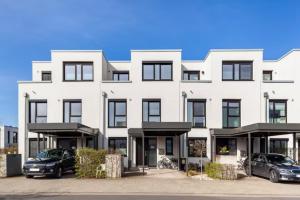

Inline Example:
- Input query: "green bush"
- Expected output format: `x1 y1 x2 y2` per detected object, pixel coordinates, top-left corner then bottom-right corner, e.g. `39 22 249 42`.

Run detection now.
75 148 107 178
205 162 222 179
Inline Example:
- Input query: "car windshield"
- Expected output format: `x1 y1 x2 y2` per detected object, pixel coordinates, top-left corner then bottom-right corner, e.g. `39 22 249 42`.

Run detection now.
36 149 63 159
266 155 295 165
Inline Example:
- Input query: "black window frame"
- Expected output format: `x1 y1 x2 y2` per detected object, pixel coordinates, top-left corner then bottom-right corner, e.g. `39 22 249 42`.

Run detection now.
188 137 207 157
222 99 241 128
29 138 47 158
142 62 173 81
63 62 94 82
7 131 10 144
108 137 127 156
29 100 47 123
222 61 253 81
142 99 161 122
183 71 200 80
165 137 173 155
270 138 289 156
13 132 18 144
269 99 287 123
263 70 273 81
187 99 206 128
63 100 82 123
112 71 130 81
216 137 237 155
108 99 127 128
41 71 52 81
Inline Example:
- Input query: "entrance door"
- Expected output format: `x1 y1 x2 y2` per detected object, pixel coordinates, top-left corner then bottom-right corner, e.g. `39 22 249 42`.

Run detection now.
135 137 157 167
57 138 77 150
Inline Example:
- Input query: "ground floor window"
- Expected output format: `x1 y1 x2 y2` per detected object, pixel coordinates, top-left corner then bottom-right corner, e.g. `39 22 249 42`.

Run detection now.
270 138 288 156
108 137 127 156
165 137 173 155
29 138 47 158
86 137 94 148
188 138 207 157
216 138 237 155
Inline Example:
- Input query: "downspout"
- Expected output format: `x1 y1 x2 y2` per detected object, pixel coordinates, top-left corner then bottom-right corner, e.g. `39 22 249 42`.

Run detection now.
181 91 187 166
24 92 29 162
263 92 269 123
102 92 107 149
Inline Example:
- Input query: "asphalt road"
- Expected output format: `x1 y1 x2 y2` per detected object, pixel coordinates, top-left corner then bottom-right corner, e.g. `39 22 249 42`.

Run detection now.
0 195 299 200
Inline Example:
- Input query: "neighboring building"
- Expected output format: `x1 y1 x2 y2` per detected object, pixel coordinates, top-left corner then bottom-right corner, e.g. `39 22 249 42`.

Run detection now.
18 49 300 168
0 125 18 149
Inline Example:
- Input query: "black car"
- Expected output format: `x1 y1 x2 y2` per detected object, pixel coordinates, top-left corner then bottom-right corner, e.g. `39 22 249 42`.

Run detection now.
23 149 75 178
244 153 300 183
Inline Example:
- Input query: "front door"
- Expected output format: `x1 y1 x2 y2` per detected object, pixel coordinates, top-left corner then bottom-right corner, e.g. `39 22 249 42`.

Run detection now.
145 138 157 167
57 138 77 150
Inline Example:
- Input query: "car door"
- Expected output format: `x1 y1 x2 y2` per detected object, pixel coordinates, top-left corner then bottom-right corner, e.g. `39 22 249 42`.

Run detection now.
255 155 268 177
62 150 73 171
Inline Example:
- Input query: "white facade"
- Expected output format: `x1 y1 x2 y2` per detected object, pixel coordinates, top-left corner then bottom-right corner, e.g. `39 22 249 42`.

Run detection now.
0 125 18 149
18 49 300 167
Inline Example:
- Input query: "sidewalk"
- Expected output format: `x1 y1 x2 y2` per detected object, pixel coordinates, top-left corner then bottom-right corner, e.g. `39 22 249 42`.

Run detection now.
0 174 299 197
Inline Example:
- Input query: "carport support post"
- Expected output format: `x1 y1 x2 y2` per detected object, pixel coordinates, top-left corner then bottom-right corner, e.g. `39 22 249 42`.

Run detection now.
81 133 84 148
43 134 46 149
37 133 40 154
248 133 252 176
265 133 268 154
142 133 145 175
293 132 296 160
186 132 189 176
177 135 180 171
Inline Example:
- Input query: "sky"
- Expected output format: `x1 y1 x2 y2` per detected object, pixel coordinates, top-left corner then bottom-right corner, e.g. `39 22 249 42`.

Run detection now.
0 0 300 126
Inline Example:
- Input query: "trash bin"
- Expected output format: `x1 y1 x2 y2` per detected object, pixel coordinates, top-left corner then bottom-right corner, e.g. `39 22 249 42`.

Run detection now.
180 158 186 171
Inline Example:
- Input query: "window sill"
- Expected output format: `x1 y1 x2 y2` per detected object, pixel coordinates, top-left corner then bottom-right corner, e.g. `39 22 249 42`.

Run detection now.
191 127 207 129
263 80 294 83
222 80 254 81
181 80 212 83
107 127 127 129
102 80 132 83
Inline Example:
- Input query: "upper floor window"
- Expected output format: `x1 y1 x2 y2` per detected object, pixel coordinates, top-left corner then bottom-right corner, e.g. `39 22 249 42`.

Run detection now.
222 100 240 128
142 62 172 81
64 100 82 123
263 70 272 81
269 100 287 123
7 131 10 144
183 71 200 80
13 132 18 144
222 61 253 81
113 71 129 81
108 100 127 128
29 101 47 123
41 71 52 81
63 62 93 81
187 100 206 128
143 99 161 122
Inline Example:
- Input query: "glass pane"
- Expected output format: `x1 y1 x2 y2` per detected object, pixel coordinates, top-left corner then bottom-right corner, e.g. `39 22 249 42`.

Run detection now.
30 102 36 123
229 107 239 116
228 117 240 127
71 102 81 116
190 74 199 80
148 116 160 122
223 107 227 127
229 102 239 107
76 65 82 80
143 102 148 122
115 117 126 127
109 102 114 127
155 64 160 80
115 102 126 115
183 73 188 80
119 73 129 81
70 117 81 123
36 117 47 123
36 102 47 116
113 74 119 81
82 64 93 80
187 102 193 123
222 64 233 80
240 64 252 80
194 117 205 127
115 139 127 155
234 64 240 80
161 64 172 80
65 64 75 80
275 102 286 116
143 64 154 80
194 102 204 116
64 102 70 123
149 102 160 115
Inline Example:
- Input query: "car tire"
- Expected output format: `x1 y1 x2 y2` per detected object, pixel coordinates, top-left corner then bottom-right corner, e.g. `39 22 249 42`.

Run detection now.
25 175 33 179
55 167 63 178
269 170 279 183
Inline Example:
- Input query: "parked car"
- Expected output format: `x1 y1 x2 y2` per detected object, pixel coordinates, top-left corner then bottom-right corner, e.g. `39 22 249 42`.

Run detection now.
23 148 75 178
244 153 300 183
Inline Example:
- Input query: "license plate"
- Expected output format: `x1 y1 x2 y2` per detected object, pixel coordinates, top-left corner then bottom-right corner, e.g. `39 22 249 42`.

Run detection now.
296 174 300 178
29 168 39 172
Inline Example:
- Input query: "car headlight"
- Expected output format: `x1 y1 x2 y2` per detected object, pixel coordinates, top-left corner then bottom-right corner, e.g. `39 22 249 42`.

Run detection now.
46 162 57 167
279 169 292 175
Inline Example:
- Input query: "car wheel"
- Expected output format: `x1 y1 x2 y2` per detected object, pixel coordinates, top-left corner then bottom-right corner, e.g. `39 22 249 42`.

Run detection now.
56 167 62 178
269 170 279 183
26 175 33 179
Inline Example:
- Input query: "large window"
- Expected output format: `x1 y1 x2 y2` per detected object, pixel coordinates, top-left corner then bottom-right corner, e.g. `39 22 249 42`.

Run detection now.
187 100 206 128
263 70 272 81
143 100 161 122
41 71 52 81
216 138 237 155
142 63 172 81
269 100 287 123
108 137 127 156
183 71 200 80
108 100 127 128
188 138 207 157
222 100 240 128
222 61 253 81
63 62 93 81
29 138 47 158
270 139 288 156
64 100 82 123
29 101 47 123
13 132 17 144
165 137 173 155
113 71 129 81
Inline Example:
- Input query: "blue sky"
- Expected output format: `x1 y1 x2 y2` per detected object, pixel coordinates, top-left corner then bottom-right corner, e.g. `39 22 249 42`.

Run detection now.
0 0 300 126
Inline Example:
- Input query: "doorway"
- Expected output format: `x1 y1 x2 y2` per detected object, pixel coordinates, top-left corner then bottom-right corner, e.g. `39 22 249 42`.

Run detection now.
136 137 157 167
57 138 77 150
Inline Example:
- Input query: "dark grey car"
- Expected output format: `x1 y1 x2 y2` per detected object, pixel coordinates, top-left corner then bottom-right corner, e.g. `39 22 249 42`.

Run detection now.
244 153 300 183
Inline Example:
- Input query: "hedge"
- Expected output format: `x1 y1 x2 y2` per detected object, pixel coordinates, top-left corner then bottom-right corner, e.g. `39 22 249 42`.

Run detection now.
75 148 107 178
205 162 222 179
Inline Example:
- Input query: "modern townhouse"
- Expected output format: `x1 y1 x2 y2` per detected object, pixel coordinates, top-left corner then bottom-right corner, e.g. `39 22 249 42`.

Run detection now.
18 49 300 171
0 125 18 149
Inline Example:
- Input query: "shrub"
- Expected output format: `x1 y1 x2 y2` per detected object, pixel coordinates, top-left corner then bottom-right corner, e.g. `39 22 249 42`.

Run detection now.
205 162 222 179
75 148 107 178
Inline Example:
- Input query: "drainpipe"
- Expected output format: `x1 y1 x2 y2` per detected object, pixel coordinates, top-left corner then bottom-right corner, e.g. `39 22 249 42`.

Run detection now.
263 92 269 123
24 92 29 162
102 92 107 149
182 91 187 168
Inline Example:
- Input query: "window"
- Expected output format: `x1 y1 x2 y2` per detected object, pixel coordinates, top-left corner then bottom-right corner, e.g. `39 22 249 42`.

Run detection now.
142 63 172 81
108 100 127 127
86 137 94 148
165 137 173 155
188 138 207 157
143 100 161 122
29 138 47 158
63 62 93 81
108 137 127 156
41 71 52 81
64 100 82 123
216 138 237 155
183 71 200 80
7 131 10 144
113 71 129 81
13 132 17 144
222 100 240 128
222 61 253 81
29 101 47 123
270 139 288 156
187 100 206 128
269 100 287 123
263 70 272 81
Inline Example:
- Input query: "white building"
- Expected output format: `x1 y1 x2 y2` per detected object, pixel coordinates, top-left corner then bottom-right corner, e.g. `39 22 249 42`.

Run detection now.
0 125 18 149
18 49 300 168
